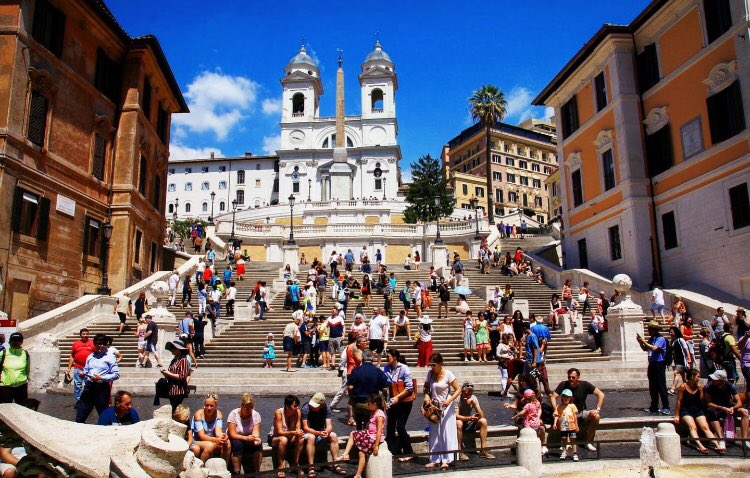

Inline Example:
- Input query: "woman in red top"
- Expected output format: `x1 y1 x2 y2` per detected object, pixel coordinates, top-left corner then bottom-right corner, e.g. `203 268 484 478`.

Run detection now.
162 340 190 411
203 267 213 285
513 247 523 264
562 279 572 308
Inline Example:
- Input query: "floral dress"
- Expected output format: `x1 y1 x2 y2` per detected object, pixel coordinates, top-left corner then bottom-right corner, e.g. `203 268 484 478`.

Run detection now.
476 320 490 352
521 400 542 430
352 409 385 455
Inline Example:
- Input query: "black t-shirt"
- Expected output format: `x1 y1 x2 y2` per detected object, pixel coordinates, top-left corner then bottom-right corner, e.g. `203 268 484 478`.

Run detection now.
146 321 158 345
134 298 147 315
301 403 331 431
193 318 207 338
555 380 597 412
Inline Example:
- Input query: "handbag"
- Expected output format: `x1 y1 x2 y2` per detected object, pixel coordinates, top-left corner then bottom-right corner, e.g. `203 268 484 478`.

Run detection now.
578 293 588 302
421 399 443 423
390 377 417 403
155 377 170 398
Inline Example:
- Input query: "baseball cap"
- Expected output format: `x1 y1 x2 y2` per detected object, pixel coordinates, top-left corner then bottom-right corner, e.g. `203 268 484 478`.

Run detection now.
709 369 728 381
309 392 326 408
461 382 474 390
561 389 573 397
523 389 536 399
8 332 23 343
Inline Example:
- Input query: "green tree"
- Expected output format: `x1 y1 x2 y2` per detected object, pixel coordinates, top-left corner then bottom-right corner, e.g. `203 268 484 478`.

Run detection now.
469 84 507 224
172 218 208 240
404 154 455 223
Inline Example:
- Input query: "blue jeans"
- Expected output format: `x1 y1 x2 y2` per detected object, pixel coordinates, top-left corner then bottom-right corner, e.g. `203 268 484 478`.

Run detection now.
259 301 267 320
73 371 85 401
211 301 221 319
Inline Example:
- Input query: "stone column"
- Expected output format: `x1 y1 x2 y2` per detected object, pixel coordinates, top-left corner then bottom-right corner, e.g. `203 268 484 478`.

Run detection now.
365 443 392 478
28 333 60 392
432 245 448 272
655 422 681 466
283 245 299 274
602 274 648 363
516 427 542 477
469 239 481 260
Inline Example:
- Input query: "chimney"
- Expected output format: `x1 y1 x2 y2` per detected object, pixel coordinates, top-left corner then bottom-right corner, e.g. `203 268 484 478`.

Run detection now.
210 152 215 159
245 152 253 157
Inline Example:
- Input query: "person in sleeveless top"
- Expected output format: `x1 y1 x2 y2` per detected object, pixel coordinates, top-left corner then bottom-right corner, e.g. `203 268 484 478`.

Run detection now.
673 369 717 453
268 395 312 476
190 394 230 462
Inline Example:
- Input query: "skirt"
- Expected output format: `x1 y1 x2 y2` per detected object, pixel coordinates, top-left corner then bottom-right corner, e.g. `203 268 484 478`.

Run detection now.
352 430 379 455
417 340 434 367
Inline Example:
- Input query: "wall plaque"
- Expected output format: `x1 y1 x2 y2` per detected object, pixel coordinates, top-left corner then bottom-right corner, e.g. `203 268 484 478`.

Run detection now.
681 117 704 160
56 195 76 217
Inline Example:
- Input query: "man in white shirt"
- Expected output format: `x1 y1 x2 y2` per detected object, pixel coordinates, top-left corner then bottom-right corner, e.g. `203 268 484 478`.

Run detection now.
391 310 411 341
167 270 180 306
225 281 237 317
368 308 389 366
650 286 665 322
196 259 206 284
491 286 503 306
359 246 369 264
210 286 222 319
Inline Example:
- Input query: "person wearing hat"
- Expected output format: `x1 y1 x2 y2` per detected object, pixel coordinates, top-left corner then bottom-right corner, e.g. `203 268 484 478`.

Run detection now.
162 339 190 411
301 392 343 471
0 332 30 405
704 368 750 450
637 320 670 415
553 389 579 460
455 382 494 460
76 334 120 423
416 316 434 367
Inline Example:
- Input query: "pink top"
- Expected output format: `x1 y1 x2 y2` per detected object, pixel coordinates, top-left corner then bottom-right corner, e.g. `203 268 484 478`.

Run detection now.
367 409 386 442
522 401 542 429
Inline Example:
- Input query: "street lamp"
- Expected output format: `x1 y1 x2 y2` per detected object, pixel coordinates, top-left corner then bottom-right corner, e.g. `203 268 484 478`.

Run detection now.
307 178 312 201
230 199 237 242
434 194 443 245
288 194 296 245
470 197 481 240
266 216 270 224
209 191 216 224
383 177 387 200
96 220 114 295
173 197 179 221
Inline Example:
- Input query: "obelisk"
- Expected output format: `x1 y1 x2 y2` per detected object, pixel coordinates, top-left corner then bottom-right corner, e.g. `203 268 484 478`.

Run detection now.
330 49 353 199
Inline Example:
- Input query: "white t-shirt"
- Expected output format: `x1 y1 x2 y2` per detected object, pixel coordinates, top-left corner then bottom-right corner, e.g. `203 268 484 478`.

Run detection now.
259 287 267 303
413 285 422 304
168 274 180 290
369 315 388 340
197 262 206 273
651 288 664 305
227 408 261 436
210 289 222 302
226 287 237 301
360 249 368 261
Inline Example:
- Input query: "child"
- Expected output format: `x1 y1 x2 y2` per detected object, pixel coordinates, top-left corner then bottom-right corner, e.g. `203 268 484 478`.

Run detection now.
512 389 548 455
554 388 579 461
337 394 386 478
197 283 208 315
136 317 148 367
263 333 276 368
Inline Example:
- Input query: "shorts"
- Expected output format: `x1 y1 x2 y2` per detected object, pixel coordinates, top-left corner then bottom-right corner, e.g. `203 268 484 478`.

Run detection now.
560 431 577 439
319 340 330 352
0 463 16 476
138 340 147 351
300 341 312 355
679 406 705 418
462 420 478 432
369 339 385 354
577 409 598 421
651 303 664 313
463 332 477 349
283 336 295 353
230 438 262 456
117 312 127 324
146 342 158 353
706 407 730 423
303 433 329 445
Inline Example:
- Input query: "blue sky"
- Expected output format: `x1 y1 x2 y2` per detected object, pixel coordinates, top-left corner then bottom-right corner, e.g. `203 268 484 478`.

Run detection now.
108 0 652 179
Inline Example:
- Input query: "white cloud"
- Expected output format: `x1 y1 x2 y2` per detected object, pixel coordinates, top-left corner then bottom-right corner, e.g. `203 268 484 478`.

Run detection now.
543 106 555 122
400 165 413 183
172 71 259 141
169 142 224 160
262 135 281 155
505 86 535 123
261 98 282 115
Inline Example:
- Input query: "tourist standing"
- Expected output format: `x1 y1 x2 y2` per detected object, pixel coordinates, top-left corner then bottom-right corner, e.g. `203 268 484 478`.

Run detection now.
383 349 415 461
144 314 164 368
416 317 434 368
530 314 553 395
134 292 148 321
368 308 389 366
182 274 193 307
226 281 237 317
162 340 190 410
0 333 29 404
347 351 389 429
462 311 477 362
65 328 95 402
650 285 666 322
76 334 120 423
637 321 670 415
168 270 180 307
114 296 132 336
423 353 461 469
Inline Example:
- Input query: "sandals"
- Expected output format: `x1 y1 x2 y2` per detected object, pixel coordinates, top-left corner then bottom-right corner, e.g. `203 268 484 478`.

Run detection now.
308 468 316 478
347 418 356 426
398 457 414 463
330 465 347 475
424 463 440 468
440 464 450 471
668 388 675 395
277 472 286 478
336 454 350 462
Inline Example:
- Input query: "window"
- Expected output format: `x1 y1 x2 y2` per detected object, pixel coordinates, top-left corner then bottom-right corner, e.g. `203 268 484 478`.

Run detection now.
273 178 279 193
95 49 121 103
236 190 245 205
27 91 49 147
508 191 517 202
542 153 548 161
82 217 101 257
544 166 551 174
92 134 106 181
255 164 261 170
156 106 169 143
142 76 151 120
532 163 540 172
594 71 607 112
535 197 543 207
645 125 674 177
255 179 261 187
462 184 468 195
519 160 528 169
519 176 529 186
185 182 192 191
219 181 227 190
529 150 536 159
492 154 501 164
602 149 616 191
578 239 589 268
168 204 173 214
168 168 175 175
255 199 261 208
662 211 679 250
704 0 732 43
134 230 142 264
495 207 504 215
153 175 161 211
518 147 526 156
150 242 157 273
201 182 209 190
608 225 622 261
504 144 511 153
292 93 305 115
32 0 65 58
11 188 50 240
536 215 545 223
168 183 176 192
532 179 541 188
185 203 191 213
506 173 516 183
522 193 528 207
201 166 209 173
571 169 583 207
219 201 226 212
561 95 579 139
237 170 245 184
496 189 503 202
375 178 382 190
292 182 300 193
475 187 485 197
729 182 750 229
506 157 515 166
138 156 147 195
185 167 192 174
637 44 660 93
202 202 208 212
707 81 746 144
219 166 226 172
371 88 384 112
492 172 502 181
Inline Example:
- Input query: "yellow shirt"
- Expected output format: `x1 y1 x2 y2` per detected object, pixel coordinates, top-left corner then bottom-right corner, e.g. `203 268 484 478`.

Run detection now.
1 348 29 387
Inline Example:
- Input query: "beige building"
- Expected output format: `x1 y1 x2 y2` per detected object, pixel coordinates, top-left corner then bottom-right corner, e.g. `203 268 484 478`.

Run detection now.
448 171 488 212
441 120 558 223
544 167 562 220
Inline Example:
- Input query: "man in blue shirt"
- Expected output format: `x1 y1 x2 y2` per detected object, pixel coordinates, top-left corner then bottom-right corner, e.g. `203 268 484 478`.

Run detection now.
344 249 355 272
76 334 120 423
637 320 670 415
529 314 552 395
289 280 300 312
347 351 389 429
522 323 543 373
97 390 140 426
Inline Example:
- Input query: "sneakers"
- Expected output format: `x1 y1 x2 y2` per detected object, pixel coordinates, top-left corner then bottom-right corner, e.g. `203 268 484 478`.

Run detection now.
464 357 469 362
559 450 567 460
718 440 726 450
585 443 596 452
643 408 657 415
660 408 671 416
458 453 469 461
572 454 579 462
541 446 548 455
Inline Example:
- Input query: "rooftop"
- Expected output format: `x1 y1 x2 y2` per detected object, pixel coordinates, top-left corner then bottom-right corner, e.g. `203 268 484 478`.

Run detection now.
447 120 556 150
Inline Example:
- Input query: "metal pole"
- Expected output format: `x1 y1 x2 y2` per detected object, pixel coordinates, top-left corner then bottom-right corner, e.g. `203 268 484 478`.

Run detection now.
474 208 481 240
210 198 215 224
435 213 443 245
231 208 236 241
97 236 111 295
383 177 387 200
289 203 296 245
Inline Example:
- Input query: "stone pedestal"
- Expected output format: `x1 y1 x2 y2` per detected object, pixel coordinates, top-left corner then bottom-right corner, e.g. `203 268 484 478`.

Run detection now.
516 427 541 477
508 298 529 318
560 313 583 334
655 422 681 466
282 245 299 273
432 245 448 271
365 443 392 478
469 240 481 260
29 333 60 392
603 274 647 362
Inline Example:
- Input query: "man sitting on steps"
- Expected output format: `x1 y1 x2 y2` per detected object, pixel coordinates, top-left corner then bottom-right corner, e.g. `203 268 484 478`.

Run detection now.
455 382 494 460
549 368 605 452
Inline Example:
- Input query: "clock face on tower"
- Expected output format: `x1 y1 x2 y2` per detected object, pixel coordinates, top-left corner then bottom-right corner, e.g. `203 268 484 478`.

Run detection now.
291 171 300 181
290 130 305 146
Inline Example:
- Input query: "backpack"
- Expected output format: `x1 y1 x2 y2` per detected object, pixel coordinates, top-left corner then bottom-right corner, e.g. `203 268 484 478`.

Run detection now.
399 288 406 302
338 288 347 302
663 338 673 366
708 333 730 362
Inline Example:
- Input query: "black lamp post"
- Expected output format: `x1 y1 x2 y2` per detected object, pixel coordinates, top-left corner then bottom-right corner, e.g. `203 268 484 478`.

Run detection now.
434 194 443 245
96 220 113 295
470 197 481 240
173 197 179 221
209 191 216 224
266 216 270 225
383 177 387 200
307 178 312 201
288 194 296 245
230 199 237 242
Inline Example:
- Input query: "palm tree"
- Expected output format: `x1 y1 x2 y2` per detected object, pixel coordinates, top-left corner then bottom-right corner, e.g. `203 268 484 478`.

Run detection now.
469 85 507 224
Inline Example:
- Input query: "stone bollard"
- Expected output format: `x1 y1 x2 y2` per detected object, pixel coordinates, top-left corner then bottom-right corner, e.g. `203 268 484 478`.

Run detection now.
28 333 60 392
516 427 542 477
365 443 392 478
204 458 231 478
655 422 681 466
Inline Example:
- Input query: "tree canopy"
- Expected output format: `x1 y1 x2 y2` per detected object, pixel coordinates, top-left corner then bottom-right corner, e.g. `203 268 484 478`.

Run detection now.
403 154 455 223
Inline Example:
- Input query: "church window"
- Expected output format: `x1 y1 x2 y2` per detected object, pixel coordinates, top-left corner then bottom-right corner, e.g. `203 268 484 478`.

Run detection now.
236 190 245 205
293 182 300 193
237 170 245 184
292 93 305 116
219 201 225 212
202 202 208 212
185 203 191 213
371 89 384 112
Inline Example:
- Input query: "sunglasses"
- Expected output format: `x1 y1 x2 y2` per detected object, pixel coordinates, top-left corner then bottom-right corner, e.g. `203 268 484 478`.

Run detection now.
568 376 578 380
428 363 437 367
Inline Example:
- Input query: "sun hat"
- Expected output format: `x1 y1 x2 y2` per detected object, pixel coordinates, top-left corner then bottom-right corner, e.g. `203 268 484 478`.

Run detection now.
165 340 187 351
709 369 728 381
647 320 660 328
418 316 433 324
523 389 535 399
309 392 326 408
562 389 573 397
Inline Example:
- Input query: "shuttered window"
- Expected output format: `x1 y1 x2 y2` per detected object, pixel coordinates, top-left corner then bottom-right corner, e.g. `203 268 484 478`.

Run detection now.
561 95 579 139
662 211 678 250
82 217 101 257
645 125 674 177
142 76 152 120
636 44 660 93
10 187 50 240
94 49 121 103
729 183 750 230
707 81 746 145
27 91 49 147
704 0 732 44
138 156 147 195
32 0 66 58
608 225 622 261
92 134 106 181
153 175 161 211
594 72 607 112
571 169 583 207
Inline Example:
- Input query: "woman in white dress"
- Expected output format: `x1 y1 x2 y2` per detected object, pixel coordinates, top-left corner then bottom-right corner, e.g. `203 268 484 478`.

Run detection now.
423 353 461 469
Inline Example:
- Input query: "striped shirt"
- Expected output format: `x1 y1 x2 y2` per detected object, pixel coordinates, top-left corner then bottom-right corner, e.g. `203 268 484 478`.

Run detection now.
168 357 190 396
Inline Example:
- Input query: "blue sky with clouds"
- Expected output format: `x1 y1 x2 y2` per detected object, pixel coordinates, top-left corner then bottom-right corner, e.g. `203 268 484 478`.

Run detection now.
107 0 651 179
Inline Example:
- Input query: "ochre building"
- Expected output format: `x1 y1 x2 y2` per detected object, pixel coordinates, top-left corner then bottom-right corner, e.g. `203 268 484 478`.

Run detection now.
0 0 187 320
534 0 750 299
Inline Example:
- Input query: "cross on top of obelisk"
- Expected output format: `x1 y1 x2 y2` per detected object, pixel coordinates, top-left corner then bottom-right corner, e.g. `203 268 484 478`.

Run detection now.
337 48 343 68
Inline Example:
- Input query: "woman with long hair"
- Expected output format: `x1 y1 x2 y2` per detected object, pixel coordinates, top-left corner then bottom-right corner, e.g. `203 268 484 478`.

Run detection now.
423 353 461 470
673 369 717 453
668 326 693 395
512 310 525 350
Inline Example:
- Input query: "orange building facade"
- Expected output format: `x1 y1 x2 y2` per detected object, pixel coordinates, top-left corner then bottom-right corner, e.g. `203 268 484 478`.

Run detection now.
534 0 750 299
0 0 187 320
